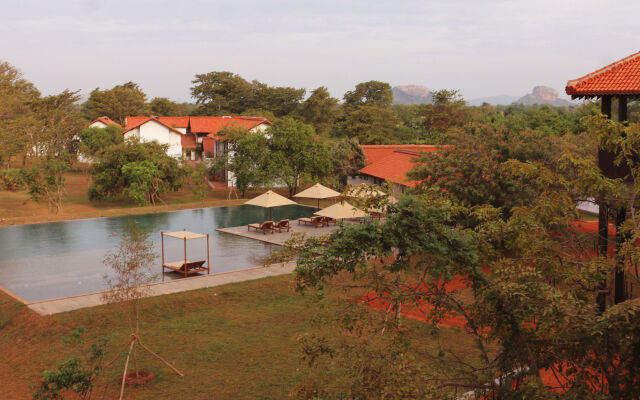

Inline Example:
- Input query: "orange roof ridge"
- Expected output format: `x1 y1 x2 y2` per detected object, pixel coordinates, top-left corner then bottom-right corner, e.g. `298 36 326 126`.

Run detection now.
566 51 640 97
89 116 122 128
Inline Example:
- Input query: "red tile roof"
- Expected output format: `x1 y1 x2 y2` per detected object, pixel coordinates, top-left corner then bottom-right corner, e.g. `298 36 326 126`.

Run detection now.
89 116 122 128
566 51 640 97
124 116 272 139
360 145 440 166
189 116 272 139
125 116 189 129
359 147 439 187
120 117 186 136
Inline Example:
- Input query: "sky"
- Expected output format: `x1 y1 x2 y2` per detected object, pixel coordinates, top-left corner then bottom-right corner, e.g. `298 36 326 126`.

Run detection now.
1 0 639 103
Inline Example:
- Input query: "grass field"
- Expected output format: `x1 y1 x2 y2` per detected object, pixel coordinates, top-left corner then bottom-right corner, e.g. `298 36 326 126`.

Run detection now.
0 274 480 399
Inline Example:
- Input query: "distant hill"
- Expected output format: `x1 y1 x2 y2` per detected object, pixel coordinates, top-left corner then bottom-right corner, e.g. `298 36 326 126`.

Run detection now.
467 95 519 106
393 85 433 105
515 86 574 107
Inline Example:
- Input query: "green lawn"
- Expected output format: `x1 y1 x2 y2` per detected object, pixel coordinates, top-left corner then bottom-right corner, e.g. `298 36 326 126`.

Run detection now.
0 275 478 399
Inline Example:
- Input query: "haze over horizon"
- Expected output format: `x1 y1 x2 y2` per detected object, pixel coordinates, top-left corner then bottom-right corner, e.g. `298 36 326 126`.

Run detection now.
1 0 639 103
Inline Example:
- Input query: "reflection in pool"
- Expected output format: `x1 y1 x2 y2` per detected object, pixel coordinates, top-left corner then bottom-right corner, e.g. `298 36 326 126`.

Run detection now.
0 205 314 302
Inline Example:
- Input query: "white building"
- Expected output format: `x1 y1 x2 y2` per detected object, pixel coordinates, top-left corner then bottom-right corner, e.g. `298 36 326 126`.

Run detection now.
121 115 272 185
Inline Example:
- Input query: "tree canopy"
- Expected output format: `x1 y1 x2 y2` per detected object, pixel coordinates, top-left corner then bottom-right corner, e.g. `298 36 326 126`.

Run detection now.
84 82 148 125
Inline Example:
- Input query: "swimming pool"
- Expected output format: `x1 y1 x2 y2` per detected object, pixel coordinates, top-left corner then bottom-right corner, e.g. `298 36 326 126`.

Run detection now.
0 205 314 302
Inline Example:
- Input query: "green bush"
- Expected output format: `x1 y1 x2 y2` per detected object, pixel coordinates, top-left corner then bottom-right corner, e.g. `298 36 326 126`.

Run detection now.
0 168 23 191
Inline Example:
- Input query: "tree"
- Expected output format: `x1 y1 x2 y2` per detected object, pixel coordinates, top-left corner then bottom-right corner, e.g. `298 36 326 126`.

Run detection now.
268 117 332 197
89 140 184 204
278 114 640 398
251 81 305 117
421 89 469 134
84 82 148 125
77 124 124 160
26 90 84 158
102 224 183 398
189 163 209 201
22 159 69 214
409 122 557 215
190 71 253 115
301 87 341 136
341 105 397 144
121 161 163 206
329 137 365 186
148 97 189 116
343 80 393 111
222 127 273 198
33 327 108 400
19 90 84 214
0 60 40 167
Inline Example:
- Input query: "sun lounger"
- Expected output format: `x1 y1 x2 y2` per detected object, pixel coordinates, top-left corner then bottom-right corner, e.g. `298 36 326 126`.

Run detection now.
273 219 291 232
248 221 275 234
320 216 337 226
298 216 326 227
163 260 207 276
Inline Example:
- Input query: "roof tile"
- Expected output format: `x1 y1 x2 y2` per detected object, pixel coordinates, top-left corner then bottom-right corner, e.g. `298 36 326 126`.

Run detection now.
566 51 640 96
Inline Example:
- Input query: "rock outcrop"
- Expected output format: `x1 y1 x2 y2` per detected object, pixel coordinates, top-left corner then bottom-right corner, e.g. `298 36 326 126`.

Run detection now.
515 86 573 106
392 85 433 105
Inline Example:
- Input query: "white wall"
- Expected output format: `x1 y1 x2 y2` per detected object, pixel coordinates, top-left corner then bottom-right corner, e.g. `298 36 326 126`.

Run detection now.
89 121 108 129
123 120 183 158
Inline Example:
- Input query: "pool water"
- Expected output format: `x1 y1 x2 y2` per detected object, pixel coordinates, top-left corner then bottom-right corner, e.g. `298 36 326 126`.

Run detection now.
0 205 314 302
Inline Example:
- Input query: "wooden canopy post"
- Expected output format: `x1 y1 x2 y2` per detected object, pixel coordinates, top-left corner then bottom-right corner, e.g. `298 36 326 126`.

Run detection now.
161 232 165 282
207 233 210 275
184 236 188 278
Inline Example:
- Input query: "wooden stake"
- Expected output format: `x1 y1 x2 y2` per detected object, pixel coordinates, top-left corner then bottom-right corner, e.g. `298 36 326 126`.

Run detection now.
119 339 136 400
137 337 184 377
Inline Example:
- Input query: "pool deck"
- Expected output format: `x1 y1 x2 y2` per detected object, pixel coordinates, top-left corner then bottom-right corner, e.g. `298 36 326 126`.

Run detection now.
26 262 296 316
216 219 343 245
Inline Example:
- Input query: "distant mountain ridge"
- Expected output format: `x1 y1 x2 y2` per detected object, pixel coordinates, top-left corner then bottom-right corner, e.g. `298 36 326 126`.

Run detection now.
395 85 575 107
392 85 433 105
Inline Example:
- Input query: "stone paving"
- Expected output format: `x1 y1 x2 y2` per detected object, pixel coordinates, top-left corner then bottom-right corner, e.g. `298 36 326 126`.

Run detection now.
26 262 296 316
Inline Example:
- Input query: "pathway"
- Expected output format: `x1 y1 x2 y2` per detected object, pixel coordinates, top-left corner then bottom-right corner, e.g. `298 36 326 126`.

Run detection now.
26 262 296 316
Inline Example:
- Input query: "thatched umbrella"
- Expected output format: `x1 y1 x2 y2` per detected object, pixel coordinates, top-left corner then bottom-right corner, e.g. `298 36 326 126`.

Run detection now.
245 190 297 220
314 201 367 220
294 183 341 208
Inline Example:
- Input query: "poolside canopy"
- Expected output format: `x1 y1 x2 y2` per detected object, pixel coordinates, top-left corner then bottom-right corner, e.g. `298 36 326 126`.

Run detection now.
245 190 297 220
161 229 210 279
294 183 341 208
163 230 207 240
314 201 367 220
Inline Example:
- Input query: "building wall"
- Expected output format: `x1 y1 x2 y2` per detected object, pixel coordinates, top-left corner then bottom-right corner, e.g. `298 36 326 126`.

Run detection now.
88 121 108 129
123 120 182 158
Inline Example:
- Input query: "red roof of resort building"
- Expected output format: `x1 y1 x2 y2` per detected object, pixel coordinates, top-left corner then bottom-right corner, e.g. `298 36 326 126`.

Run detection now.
124 116 272 139
566 51 640 97
360 145 440 165
358 145 440 187
189 116 272 139
125 116 190 129
89 116 122 128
